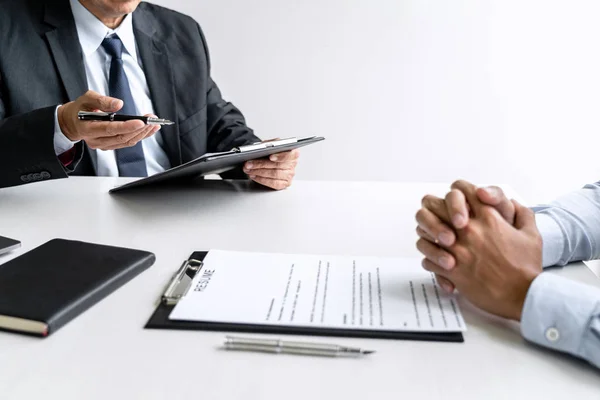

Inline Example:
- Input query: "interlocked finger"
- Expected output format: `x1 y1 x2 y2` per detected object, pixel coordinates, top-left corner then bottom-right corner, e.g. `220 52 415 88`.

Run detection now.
416 238 456 271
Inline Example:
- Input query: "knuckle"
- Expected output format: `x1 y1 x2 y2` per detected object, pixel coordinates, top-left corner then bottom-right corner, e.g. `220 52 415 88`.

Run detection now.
98 96 110 108
417 238 435 257
446 189 463 206
452 246 469 265
444 191 453 202
524 205 535 218
480 206 499 224
421 194 434 207
451 179 467 190
416 238 425 252
421 259 435 273
415 209 426 223
464 222 482 239
127 139 137 147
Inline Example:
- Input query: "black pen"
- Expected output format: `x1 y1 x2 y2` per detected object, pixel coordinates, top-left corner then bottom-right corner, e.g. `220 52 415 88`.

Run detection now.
78 111 175 125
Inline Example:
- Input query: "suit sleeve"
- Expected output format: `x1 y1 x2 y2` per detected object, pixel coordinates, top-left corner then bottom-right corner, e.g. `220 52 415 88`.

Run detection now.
0 96 71 188
196 23 261 179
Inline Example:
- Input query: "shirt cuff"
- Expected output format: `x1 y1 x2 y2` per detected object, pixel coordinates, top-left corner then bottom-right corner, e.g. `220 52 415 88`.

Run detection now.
520 273 600 359
535 213 564 268
53 105 79 155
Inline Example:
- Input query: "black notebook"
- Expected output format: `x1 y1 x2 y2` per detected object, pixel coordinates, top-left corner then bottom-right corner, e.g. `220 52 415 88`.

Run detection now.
0 239 155 337
146 251 464 343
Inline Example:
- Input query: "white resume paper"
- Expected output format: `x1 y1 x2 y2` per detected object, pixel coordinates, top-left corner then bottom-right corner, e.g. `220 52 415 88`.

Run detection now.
170 250 466 333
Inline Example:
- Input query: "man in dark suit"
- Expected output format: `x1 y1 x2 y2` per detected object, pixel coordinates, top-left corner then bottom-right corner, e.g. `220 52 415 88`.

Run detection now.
0 0 300 189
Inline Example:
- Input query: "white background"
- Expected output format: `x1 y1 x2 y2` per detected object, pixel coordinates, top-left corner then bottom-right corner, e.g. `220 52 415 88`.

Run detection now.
149 0 600 203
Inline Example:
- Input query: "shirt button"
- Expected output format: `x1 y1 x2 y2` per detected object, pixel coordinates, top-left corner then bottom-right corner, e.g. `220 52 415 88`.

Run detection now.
545 327 560 342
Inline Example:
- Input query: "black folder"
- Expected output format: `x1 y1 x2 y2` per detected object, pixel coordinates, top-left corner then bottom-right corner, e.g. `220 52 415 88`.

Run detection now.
110 136 324 193
145 252 464 343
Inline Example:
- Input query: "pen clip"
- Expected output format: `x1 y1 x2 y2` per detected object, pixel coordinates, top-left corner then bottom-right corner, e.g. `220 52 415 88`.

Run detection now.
234 137 298 153
161 258 204 305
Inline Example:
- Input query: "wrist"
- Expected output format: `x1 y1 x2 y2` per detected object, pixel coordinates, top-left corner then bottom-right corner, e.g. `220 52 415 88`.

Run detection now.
513 270 541 321
57 103 77 141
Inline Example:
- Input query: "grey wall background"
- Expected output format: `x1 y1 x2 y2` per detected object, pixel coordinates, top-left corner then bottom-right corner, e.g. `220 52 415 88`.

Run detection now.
149 0 600 203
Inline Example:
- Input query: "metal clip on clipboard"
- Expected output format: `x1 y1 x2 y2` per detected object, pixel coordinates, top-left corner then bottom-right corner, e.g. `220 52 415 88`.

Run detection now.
234 137 298 153
161 258 204 305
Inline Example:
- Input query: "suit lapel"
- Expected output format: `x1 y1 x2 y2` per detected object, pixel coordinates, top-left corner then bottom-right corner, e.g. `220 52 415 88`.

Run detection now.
43 2 88 102
43 2 98 174
133 10 181 167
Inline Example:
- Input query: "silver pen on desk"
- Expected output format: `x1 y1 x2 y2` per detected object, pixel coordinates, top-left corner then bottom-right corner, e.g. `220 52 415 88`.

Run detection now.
223 336 375 357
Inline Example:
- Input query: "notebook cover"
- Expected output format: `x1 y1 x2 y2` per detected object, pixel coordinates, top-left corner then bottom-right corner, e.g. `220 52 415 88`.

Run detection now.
145 252 464 343
0 239 155 337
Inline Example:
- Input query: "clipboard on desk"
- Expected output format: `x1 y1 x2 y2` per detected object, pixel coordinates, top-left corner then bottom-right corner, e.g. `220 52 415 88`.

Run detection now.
110 136 324 193
145 251 465 343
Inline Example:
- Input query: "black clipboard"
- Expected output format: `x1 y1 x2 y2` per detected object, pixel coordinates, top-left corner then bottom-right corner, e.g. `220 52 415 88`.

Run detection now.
110 136 324 193
145 252 464 343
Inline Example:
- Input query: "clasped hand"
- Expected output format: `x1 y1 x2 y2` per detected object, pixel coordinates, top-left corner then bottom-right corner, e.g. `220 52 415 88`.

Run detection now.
415 180 543 321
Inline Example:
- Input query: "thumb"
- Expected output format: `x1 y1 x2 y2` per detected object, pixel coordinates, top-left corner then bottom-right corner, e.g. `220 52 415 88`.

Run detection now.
477 186 515 225
512 199 536 232
79 90 123 112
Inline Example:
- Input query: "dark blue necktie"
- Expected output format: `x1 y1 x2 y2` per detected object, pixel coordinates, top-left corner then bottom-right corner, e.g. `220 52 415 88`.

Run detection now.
101 34 148 177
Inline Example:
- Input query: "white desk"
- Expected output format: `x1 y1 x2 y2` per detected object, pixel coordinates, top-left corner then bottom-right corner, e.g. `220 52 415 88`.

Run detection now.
0 178 598 400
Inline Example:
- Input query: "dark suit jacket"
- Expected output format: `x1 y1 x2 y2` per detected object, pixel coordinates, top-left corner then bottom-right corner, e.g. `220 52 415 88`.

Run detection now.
0 0 259 188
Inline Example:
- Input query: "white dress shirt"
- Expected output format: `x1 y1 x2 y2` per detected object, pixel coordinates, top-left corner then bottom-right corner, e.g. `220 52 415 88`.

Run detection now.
519 184 600 369
53 0 171 176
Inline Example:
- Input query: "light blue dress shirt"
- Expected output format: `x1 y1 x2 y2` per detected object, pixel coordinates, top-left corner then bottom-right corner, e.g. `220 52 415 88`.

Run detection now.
523 182 600 369
53 0 171 176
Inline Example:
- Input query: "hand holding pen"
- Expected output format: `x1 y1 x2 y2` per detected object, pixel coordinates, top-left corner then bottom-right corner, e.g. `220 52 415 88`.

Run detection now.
57 90 163 151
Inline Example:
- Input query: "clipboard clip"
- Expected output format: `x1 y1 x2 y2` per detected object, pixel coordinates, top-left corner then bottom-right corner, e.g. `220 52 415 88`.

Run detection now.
234 137 298 153
161 258 204 305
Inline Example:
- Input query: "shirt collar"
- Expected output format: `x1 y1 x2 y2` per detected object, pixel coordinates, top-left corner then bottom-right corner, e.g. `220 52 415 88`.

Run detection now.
69 0 137 59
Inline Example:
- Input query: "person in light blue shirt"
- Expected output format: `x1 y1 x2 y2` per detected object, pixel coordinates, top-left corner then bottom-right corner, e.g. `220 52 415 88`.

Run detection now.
414 180 600 369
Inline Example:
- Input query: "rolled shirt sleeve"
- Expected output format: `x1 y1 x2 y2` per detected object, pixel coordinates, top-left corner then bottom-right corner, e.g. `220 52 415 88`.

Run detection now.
535 213 565 268
521 273 600 369
533 182 600 267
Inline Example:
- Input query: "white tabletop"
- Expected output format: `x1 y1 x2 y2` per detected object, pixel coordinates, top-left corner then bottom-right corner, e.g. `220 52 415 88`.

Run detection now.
0 178 598 400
